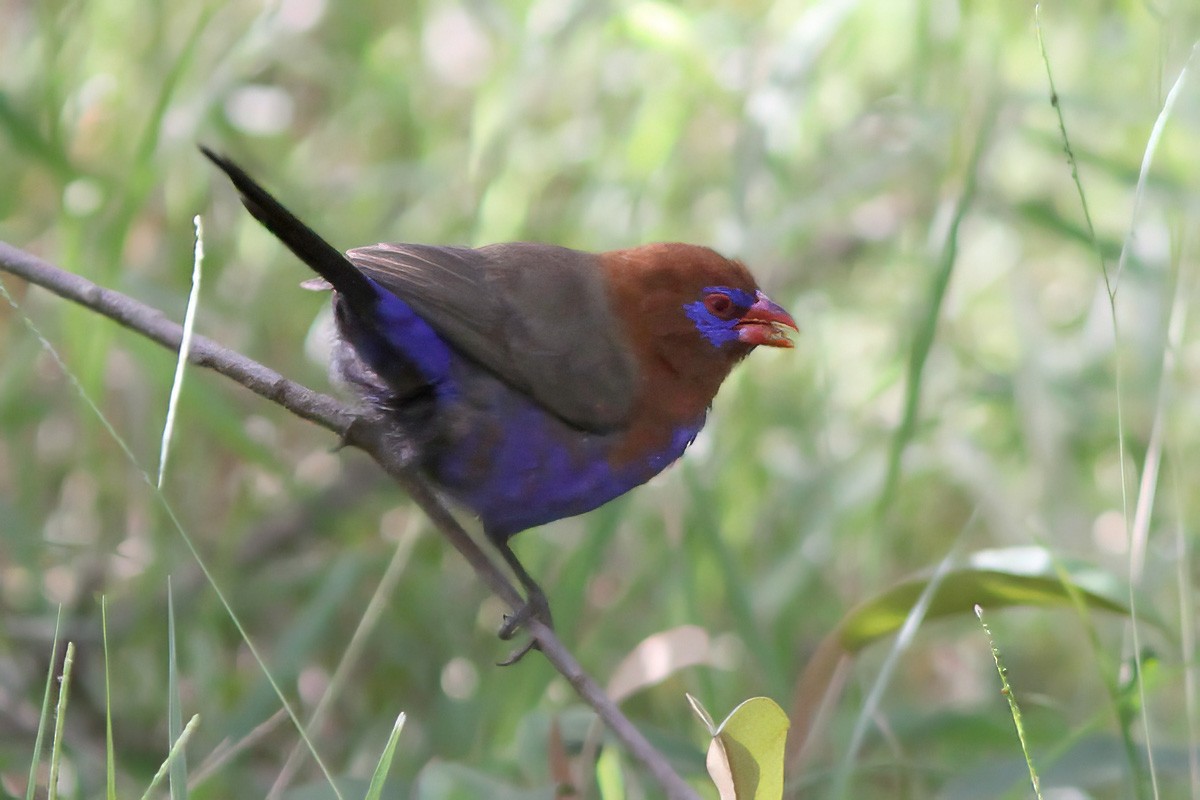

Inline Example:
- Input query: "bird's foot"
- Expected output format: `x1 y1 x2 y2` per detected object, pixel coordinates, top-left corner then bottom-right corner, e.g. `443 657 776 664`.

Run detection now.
496 588 554 667
498 587 553 639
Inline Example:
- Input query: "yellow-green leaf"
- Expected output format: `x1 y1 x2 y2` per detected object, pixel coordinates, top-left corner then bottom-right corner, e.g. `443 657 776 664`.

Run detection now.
702 696 789 800
836 546 1151 651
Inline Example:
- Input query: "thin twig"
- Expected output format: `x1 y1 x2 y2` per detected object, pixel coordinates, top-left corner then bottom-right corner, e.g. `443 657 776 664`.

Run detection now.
0 241 349 433
0 240 701 800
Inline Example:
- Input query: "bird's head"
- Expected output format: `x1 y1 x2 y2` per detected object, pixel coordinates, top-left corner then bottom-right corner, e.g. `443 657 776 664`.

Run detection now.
603 243 797 390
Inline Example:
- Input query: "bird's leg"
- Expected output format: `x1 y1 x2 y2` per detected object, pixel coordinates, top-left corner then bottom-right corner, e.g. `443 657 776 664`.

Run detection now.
494 539 554 666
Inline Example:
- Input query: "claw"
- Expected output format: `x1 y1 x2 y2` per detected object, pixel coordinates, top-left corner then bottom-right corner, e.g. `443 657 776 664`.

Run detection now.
495 589 554 666
492 539 554 666
497 638 539 667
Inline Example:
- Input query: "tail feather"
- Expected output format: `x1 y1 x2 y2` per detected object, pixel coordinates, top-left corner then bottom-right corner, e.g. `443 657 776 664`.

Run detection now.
200 146 377 313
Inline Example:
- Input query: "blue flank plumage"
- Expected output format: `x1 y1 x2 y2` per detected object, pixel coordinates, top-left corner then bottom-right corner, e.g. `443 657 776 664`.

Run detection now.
347 277 459 400
437 381 704 539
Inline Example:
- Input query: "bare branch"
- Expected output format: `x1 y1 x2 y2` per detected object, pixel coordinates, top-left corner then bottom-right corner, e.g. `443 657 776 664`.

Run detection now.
0 241 350 433
0 239 701 800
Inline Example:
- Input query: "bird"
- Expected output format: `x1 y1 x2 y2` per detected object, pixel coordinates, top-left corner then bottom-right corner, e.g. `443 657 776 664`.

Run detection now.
201 146 797 662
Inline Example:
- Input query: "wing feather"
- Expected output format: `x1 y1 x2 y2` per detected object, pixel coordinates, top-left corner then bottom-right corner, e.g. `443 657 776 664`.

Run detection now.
347 242 638 432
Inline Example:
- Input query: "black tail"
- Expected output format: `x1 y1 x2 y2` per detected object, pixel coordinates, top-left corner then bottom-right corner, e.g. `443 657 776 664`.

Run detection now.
200 146 377 312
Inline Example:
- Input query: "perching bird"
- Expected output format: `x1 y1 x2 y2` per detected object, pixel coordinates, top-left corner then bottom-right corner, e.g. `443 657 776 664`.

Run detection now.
202 147 797 661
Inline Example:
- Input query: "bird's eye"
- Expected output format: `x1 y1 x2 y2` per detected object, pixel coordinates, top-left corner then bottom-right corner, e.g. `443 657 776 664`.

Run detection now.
704 293 737 319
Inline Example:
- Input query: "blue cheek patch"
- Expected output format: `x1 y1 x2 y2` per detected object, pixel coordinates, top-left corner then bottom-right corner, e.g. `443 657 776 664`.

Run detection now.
684 286 756 348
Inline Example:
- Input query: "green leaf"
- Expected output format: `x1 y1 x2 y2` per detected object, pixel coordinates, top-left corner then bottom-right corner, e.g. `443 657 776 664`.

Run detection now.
694 696 789 800
835 546 1148 652
595 746 625 800
789 547 1153 770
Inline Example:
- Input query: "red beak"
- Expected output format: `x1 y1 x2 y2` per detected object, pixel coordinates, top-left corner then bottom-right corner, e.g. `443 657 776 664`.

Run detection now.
736 291 798 348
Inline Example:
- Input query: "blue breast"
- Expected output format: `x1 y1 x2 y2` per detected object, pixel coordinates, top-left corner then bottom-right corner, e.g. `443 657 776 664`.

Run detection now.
430 362 704 540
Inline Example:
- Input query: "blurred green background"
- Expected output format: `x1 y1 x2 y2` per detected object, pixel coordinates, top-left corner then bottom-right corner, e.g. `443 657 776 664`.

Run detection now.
2 0 1199 797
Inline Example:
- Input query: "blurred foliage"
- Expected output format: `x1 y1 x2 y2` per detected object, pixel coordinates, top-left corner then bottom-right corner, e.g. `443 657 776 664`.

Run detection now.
2 0 1200 797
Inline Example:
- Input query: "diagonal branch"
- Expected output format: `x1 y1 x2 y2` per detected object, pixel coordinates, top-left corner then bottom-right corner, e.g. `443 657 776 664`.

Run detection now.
0 239 700 800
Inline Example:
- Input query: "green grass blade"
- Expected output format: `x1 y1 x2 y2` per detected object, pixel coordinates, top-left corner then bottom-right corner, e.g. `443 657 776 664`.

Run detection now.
977 605 1044 800
1109 42 1197 295
363 713 406 800
1034 13 1141 793
141 715 201 800
47 642 75 800
168 579 188 799
25 608 63 800
1169 450 1200 795
103 598 117 800
1034 4 1110 292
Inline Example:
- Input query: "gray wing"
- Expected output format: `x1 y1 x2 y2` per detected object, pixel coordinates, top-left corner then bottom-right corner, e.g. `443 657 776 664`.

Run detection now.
346 242 638 432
